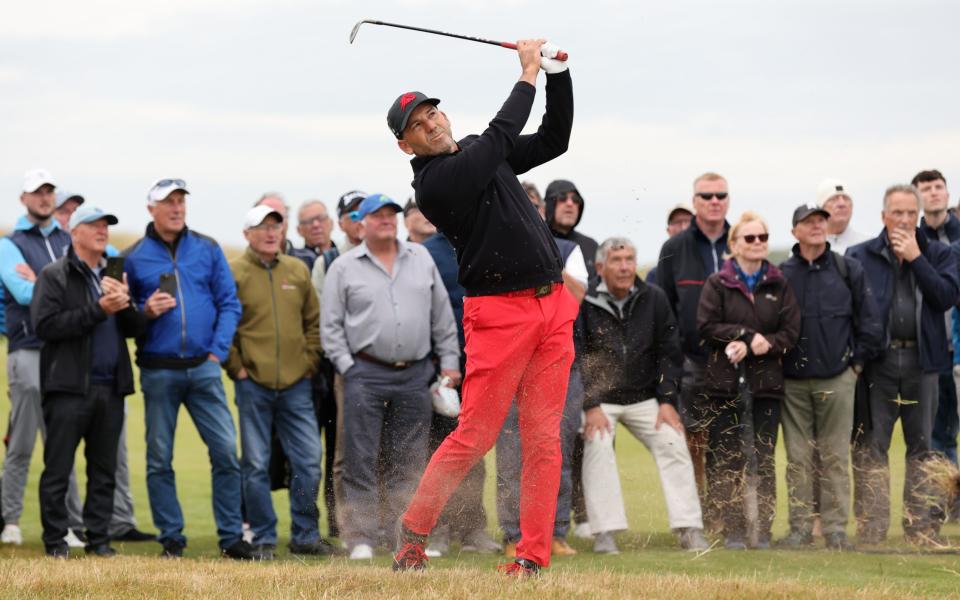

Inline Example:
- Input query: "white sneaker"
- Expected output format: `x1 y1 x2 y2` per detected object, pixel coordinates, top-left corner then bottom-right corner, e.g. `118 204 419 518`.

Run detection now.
593 531 620 554
242 522 254 544
1 524 23 545
349 543 374 560
573 522 592 539
64 529 85 548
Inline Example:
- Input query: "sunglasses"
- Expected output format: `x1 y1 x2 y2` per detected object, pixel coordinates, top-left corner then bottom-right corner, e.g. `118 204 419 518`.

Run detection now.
741 233 769 244
558 192 582 205
696 192 728 200
154 178 186 189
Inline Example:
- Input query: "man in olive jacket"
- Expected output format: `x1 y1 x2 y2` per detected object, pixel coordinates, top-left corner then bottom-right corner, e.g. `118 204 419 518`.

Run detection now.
227 205 335 560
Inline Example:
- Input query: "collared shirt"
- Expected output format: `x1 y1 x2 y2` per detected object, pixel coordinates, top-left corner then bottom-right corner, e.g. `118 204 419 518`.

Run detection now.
320 238 460 375
827 227 869 255
881 235 918 341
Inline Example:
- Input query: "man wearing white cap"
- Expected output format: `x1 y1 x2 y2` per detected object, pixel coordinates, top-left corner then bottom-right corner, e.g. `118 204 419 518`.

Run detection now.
123 178 249 559
0 169 85 547
31 206 147 557
819 179 869 254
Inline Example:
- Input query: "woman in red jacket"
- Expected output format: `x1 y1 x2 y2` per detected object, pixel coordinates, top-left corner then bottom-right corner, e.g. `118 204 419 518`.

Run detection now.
697 212 801 550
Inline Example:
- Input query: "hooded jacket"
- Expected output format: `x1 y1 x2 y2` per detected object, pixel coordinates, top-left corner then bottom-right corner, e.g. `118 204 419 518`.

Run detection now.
697 259 801 398
544 179 599 285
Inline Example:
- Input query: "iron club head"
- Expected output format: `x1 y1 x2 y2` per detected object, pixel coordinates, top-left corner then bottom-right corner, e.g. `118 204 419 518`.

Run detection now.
349 19 371 44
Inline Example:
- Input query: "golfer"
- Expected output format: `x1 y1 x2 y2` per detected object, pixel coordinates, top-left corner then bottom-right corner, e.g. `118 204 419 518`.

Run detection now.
388 39 576 576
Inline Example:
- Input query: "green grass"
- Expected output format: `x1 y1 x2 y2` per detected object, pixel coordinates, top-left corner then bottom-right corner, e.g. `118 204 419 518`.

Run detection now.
2 342 960 598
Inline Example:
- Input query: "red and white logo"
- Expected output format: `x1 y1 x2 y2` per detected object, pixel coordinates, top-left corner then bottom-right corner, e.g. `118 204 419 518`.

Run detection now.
399 92 417 111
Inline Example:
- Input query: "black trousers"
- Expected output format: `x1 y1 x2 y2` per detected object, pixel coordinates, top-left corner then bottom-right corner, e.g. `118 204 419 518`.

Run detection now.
705 394 781 541
39 385 124 549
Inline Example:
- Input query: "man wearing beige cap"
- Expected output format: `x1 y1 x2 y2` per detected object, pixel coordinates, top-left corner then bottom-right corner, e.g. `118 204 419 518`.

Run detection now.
818 179 868 254
646 203 693 284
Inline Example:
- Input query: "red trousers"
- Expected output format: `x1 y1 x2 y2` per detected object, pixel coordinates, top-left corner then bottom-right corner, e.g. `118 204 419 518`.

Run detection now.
402 285 577 567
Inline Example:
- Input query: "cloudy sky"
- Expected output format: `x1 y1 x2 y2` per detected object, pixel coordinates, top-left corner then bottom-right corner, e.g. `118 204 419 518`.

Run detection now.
2 0 957 263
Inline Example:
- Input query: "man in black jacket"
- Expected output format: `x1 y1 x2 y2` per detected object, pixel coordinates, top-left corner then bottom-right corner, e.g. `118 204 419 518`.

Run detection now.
544 179 599 286
779 204 883 550
389 39 576 576
31 206 146 558
655 172 731 527
579 237 707 555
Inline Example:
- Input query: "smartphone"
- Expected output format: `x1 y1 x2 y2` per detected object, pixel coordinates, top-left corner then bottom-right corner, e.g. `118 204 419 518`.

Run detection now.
103 256 125 282
158 272 178 297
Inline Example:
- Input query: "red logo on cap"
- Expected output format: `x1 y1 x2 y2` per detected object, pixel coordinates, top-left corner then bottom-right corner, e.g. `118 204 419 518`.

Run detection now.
399 93 417 112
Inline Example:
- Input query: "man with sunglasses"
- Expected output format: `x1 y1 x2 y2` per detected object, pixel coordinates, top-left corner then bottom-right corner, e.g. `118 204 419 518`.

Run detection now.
655 172 732 531
545 180 599 287
123 178 250 559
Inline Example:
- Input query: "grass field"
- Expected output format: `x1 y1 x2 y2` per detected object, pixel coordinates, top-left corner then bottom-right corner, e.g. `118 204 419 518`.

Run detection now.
2 343 960 598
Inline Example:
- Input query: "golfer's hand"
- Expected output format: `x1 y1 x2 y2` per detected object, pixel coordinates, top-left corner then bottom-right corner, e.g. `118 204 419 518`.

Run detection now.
540 41 568 74
582 406 612 441
517 38 545 84
750 333 771 356
144 290 176 319
725 340 748 365
655 403 684 435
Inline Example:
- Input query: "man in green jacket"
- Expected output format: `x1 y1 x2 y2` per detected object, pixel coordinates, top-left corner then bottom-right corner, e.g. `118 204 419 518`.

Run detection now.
227 205 336 560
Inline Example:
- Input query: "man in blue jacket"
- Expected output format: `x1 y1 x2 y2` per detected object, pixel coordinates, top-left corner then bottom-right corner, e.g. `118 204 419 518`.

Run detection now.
123 178 250 559
846 183 960 547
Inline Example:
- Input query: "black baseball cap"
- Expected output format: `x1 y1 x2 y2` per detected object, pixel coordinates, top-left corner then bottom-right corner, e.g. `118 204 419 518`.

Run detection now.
337 190 367 218
387 92 440 139
792 203 831 226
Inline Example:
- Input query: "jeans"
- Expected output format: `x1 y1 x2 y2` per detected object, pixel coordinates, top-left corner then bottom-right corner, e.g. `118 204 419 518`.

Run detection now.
236 377 321 546
142 361 242 548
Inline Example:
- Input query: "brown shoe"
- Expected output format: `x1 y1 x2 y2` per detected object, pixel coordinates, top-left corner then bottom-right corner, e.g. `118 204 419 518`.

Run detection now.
503 542 517 558
551 539 577 556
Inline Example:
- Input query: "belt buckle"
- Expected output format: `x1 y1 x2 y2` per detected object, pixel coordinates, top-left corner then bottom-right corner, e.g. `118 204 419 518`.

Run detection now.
534 284 552 298
393 361 408 369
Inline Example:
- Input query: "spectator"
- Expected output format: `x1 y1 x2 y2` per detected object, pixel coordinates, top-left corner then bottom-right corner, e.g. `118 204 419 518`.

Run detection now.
123 178 251 559
420 221 501 558
580 237 708 554
847 184 959 547
544 179 599 285
818 179 869 254
778 204 882 551
521 181 542 210
913 169 959 468
0 169 85 548
646 203 694 284
52 188 152 543
227 205 339 559
656 172 732 530
496 186 587 558
31 206 147 557
255 193 316 267
320 194 460 560
295 199 335 265
697 211 800 550
403 199 437 244
311 190 366 299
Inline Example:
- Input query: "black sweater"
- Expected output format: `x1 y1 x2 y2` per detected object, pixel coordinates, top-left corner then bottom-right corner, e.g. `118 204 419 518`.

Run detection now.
410 70 573 296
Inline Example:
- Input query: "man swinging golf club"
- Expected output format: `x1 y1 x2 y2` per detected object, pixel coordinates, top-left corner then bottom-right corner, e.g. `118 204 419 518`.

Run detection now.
389 39 576 576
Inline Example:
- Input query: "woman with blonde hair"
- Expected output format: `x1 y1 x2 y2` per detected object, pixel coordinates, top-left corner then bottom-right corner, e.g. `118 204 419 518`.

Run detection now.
697 211 801 549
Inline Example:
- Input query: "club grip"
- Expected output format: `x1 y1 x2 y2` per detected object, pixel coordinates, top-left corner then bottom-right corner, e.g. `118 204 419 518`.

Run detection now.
500 42 569 61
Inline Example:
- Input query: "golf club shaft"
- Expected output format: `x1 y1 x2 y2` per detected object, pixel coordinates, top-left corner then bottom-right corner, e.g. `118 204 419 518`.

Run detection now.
361 20 568 61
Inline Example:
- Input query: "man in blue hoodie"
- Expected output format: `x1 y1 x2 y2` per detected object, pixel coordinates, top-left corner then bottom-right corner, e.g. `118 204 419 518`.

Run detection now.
123 178 249 559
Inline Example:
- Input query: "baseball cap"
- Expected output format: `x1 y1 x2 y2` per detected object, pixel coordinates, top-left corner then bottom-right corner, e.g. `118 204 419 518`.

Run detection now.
22 168 56 193
350 194 403 222
147 178 190 204
69 206 118 231
667 202 694 223
243 205 283 230
792 203 831 226
387 92 440 139
337 190 366 218
816 178 850 207
55 190 85 209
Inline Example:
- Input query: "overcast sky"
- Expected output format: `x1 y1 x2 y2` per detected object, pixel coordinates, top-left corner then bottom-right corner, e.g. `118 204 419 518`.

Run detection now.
2 0 958 263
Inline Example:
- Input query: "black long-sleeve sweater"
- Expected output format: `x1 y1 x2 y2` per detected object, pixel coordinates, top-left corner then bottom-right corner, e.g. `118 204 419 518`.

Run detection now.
410 70 573 296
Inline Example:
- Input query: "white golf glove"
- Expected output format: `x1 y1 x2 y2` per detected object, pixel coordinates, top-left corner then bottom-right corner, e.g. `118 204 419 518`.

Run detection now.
540 42 568 74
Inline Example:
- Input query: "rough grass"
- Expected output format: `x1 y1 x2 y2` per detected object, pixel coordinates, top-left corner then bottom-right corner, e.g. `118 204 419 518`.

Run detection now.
3 344 960 598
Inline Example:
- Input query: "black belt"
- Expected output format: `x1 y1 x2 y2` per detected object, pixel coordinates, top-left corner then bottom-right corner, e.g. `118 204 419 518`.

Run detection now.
888 339 917 349
356 352 415 370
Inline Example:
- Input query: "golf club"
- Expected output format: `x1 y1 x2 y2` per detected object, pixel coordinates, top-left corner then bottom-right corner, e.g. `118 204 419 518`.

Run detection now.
349 19 568 61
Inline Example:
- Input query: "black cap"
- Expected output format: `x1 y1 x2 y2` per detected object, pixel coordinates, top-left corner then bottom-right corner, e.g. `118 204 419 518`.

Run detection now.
387 92 440 139
337 190 367 218
792 203 831 226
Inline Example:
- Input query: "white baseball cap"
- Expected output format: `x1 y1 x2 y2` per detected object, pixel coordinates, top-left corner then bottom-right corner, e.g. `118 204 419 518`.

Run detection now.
243 205 283 230
147 178 190 204
23 168 56 193
816 178 851 207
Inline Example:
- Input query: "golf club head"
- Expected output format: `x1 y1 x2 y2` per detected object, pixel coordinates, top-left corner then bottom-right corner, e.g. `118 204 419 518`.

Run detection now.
349 19 370 44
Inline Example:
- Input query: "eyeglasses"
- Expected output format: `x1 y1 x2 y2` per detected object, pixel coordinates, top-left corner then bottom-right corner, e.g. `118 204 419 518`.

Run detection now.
154 179 186 189
299 215 330 226
250 222 283 232
695 192 728 201
740 233 769 244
